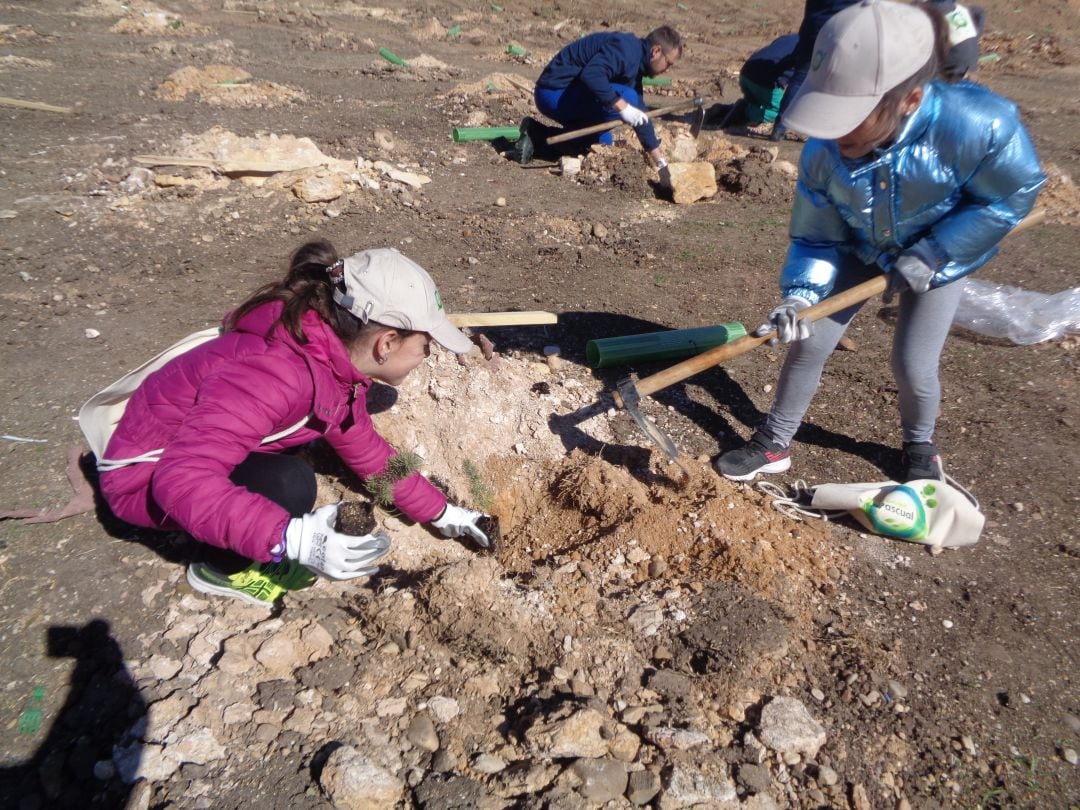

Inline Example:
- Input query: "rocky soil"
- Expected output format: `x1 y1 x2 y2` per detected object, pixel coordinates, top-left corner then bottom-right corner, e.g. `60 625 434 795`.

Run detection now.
0 1 1078 809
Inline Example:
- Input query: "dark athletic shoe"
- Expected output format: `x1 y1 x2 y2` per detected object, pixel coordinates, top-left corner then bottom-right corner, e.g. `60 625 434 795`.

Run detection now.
901 442 944 482
714 431 791 481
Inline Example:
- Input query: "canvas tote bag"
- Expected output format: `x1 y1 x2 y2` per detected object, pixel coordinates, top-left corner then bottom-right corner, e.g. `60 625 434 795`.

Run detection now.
79 327 308 471
759 477 984 550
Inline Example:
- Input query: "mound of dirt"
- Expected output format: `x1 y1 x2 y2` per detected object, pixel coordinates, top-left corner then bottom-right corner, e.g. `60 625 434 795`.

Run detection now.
447 71 535 98
360 53 463 81
1040 162 1080 224
170 126 353 172
111 11 208 36
155 65 305 107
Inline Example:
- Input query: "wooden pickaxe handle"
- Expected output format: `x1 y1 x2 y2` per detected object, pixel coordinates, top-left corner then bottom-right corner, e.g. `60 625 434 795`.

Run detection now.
448 311 557 327
547 97 704 145
616 207 1046 405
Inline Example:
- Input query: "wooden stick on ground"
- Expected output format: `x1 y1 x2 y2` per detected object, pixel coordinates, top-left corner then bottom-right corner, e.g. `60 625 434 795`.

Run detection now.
0 96 73 114
448 311 557 327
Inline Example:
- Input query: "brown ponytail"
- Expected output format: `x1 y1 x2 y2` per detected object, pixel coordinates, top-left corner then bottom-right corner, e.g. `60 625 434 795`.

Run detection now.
224 240 364 345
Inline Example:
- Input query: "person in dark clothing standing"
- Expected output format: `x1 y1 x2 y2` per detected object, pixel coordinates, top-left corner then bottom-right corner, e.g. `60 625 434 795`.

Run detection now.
768 0 861 141
766 0 983 141
517 26 682 179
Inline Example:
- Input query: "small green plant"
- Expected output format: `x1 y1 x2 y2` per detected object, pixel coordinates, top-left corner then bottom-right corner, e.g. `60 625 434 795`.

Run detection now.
168 19 183 29
653 273 668 286
1012 754 1042 792
462 460 494 513
677 248 696 261
364 451 423 508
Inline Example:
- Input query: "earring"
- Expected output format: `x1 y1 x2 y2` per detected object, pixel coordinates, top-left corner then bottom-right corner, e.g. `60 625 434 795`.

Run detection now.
377 357 386 364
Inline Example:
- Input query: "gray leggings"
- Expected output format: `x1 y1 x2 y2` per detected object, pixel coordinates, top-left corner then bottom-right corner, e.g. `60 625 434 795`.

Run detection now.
761 262 965 447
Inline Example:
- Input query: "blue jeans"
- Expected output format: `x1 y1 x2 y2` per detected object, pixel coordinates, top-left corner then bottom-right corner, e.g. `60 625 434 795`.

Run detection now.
535 82 645 147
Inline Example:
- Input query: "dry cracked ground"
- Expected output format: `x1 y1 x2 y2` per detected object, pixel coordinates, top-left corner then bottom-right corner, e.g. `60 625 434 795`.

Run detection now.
0 1 1078 809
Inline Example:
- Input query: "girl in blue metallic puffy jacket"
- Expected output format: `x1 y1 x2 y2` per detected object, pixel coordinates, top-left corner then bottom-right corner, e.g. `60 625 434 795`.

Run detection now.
716 0 1044 483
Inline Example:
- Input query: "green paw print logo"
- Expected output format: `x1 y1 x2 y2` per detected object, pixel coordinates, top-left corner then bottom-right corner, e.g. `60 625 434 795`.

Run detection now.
921 482 938 509
811 49 825 71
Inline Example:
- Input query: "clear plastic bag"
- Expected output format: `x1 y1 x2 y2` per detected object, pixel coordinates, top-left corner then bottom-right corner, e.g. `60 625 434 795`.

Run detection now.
953 278 1080 344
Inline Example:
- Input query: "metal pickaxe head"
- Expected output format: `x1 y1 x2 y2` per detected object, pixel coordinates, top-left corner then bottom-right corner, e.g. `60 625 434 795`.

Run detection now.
689 102 705 139
613 375 682 465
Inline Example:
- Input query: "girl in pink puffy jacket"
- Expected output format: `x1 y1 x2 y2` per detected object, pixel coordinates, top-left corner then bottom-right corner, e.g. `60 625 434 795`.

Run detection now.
98 241 489 607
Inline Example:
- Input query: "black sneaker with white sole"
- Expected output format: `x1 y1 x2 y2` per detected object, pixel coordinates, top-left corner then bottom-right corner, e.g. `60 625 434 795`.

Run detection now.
901 441 943 482
714 431 791 481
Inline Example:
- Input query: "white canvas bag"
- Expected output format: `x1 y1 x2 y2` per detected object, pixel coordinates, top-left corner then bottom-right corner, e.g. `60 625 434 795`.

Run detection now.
79 327 308 471
808 479 984 549
758 477 984 550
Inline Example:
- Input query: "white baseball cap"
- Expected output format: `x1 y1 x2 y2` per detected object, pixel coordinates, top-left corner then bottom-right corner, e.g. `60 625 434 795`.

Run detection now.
334 248 473 355
782 0 935 140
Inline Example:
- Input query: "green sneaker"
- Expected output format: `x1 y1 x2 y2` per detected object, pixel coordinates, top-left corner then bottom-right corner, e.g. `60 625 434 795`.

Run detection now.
186 559 316 607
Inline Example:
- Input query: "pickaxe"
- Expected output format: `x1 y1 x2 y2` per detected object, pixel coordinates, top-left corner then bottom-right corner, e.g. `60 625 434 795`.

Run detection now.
610 208 1047 464
546 96 706 145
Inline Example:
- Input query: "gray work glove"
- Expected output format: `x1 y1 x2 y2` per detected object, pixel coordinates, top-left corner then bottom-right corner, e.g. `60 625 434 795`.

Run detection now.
431 503 490 549
285 504 390 580
884 252 937 304
617 103 649 128
755 296 813 344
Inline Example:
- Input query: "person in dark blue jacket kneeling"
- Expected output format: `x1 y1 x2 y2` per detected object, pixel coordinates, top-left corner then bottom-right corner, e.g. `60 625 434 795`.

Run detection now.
517 26 682 182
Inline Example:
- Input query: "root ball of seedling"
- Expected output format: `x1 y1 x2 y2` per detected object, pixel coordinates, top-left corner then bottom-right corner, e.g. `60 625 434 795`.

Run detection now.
336 500 376 536
476 515 501 551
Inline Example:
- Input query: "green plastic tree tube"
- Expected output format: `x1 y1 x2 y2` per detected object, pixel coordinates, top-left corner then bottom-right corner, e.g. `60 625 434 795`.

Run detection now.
642 76 672 86
506 43 528 56
586 322 747 369
452 126 521 142
378 47 407 67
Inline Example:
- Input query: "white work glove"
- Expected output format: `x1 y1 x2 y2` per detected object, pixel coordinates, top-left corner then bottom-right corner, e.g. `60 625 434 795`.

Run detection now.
431 503 490 549
618 103 649 128
754 296 813 344
285 503 390 580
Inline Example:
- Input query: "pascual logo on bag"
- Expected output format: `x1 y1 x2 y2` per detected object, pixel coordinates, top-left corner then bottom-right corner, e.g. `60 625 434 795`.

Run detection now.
860 484 933 540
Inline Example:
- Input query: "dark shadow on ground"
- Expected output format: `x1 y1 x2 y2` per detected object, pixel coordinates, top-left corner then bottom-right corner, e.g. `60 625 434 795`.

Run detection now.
0 619 144 809
476 310 900 478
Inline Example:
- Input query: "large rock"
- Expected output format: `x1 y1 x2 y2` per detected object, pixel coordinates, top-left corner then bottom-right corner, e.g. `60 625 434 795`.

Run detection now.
113 742 180 784
645 726 711 751
319 745 403 810
667 133 699 163
569 758 628 803
758 697 827 757
293 172 345 203
627 769 661 806
667 162 717 205
659 762 738 809
526 707 610 759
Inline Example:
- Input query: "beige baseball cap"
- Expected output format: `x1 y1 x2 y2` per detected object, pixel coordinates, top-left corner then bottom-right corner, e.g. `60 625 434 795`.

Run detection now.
335 248 473 355
782 0 935 140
